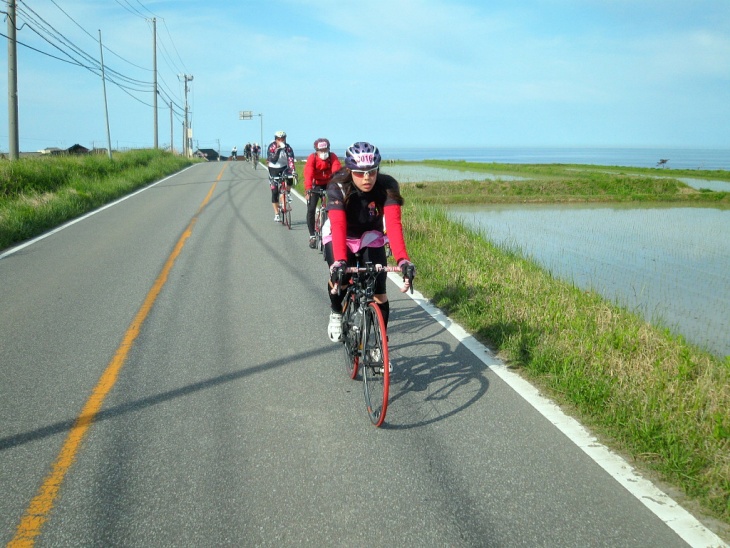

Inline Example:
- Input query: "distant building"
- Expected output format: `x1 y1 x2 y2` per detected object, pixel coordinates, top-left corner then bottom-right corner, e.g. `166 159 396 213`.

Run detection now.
67 144 90 155
194 148 222 161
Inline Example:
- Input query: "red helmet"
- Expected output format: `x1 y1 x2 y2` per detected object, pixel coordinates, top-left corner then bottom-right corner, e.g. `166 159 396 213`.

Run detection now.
314 138 330 151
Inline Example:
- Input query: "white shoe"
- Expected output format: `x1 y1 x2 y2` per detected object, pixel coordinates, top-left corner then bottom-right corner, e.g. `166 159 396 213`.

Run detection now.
367 347 392 374
373 360 393 375
274 214 280 222
328 312 342 342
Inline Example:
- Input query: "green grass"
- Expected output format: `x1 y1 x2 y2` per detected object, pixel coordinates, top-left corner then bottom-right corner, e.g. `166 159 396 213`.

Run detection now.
420 159 730 182
0 150 198 250
398 161 729 205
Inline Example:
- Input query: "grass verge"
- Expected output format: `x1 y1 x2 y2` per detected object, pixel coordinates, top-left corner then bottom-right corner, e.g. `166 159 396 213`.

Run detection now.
0 150 198 250
400 189 729 528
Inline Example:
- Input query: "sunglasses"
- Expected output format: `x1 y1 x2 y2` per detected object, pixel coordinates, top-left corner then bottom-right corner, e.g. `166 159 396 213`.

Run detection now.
351 168 378 178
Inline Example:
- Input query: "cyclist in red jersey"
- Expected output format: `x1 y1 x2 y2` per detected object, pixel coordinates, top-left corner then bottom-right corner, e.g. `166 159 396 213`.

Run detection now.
324 142 415 343
304 138 342 248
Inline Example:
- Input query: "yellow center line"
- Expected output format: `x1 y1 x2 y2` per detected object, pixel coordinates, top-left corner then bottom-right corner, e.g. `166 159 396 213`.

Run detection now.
9 166 226 547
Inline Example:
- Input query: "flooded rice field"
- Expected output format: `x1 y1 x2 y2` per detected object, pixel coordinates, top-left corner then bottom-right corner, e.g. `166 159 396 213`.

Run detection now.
450 203 730 358
381 165 528 183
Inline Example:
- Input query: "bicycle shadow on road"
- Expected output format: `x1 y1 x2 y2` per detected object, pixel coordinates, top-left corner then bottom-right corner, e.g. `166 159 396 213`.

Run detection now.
382 303 494 430
0 344 339 452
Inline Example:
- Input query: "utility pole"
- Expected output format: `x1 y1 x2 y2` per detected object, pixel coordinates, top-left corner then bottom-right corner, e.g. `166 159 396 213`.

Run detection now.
181 74 193 157
256 113 263 150
6 0 19 160
99 30 112 159
170 101 174 154
152 18 158 149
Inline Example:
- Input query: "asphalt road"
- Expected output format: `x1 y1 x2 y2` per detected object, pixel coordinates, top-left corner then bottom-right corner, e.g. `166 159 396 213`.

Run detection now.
0 160 725 547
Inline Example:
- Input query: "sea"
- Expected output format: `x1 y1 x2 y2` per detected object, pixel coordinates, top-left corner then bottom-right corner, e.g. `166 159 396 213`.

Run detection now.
379 147 730 171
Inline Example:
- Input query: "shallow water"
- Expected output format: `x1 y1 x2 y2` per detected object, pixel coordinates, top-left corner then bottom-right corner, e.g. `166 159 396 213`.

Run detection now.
450 203 730 358
676 178 730 192
381 164 730 192
381 165 527 183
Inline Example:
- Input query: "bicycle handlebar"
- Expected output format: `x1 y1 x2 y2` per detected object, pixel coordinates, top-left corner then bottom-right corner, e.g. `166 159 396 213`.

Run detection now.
333 264 414 294
344 265 400 273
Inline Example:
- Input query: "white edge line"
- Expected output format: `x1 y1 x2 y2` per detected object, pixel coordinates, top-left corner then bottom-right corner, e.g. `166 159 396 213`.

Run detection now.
0 165 199 261
388 272 727 548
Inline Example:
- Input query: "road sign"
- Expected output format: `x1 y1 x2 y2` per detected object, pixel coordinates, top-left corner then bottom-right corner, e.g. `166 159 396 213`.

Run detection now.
239 110 253 120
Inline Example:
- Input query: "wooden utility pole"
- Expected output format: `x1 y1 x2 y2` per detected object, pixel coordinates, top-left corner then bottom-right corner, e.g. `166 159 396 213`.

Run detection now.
6 0 19 160
99 30 112 159
152 18 158 149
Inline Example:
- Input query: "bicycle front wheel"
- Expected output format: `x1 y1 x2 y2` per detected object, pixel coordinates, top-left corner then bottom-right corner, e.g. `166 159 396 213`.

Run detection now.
362 302 389 427
318 210 327 252
283 193 292 229
314 211 322 251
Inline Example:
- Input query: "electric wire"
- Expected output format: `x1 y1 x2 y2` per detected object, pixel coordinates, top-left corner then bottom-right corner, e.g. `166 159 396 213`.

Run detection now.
7 0 190 147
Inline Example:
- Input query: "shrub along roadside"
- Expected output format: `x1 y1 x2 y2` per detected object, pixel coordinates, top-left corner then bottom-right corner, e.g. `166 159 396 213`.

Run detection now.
0 150 197 250
400 195 729 527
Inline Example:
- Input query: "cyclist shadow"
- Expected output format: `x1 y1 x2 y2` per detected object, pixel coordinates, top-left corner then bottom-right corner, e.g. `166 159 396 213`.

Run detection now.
383 305 495 430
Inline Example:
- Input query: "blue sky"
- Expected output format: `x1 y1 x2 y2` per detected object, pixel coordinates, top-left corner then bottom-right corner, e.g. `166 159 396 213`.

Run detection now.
2 0 729 155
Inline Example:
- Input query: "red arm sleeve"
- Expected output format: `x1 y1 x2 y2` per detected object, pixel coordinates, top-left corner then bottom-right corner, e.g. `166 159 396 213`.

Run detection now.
329 209 349 262
383 204 409 263
330 154 342 174
303 155 314 190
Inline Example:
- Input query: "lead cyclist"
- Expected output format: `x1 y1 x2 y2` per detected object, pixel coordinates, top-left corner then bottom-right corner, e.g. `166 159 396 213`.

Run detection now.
324 142 415 354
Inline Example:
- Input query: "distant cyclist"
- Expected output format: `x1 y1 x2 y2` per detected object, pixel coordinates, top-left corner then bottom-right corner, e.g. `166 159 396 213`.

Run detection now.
324 142 415 345
231 146 237 160
244 143 252 162
266 131 296 222
304 138 341 249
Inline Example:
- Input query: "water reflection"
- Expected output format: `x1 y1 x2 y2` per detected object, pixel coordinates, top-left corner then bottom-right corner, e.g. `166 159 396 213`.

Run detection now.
450 203 730 358
382 165 528 183
676 178 730 192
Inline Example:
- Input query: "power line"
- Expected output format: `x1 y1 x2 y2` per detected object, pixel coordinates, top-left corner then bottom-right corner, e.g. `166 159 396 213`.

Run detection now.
47 0 152 72
0 30 82 66
16 2 152 88
6 0 190 148
112 0 147 20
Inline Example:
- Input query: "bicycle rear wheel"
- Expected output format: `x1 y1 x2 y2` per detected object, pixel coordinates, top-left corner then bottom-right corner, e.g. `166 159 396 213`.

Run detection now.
362 302 389 427
341 295 359 380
